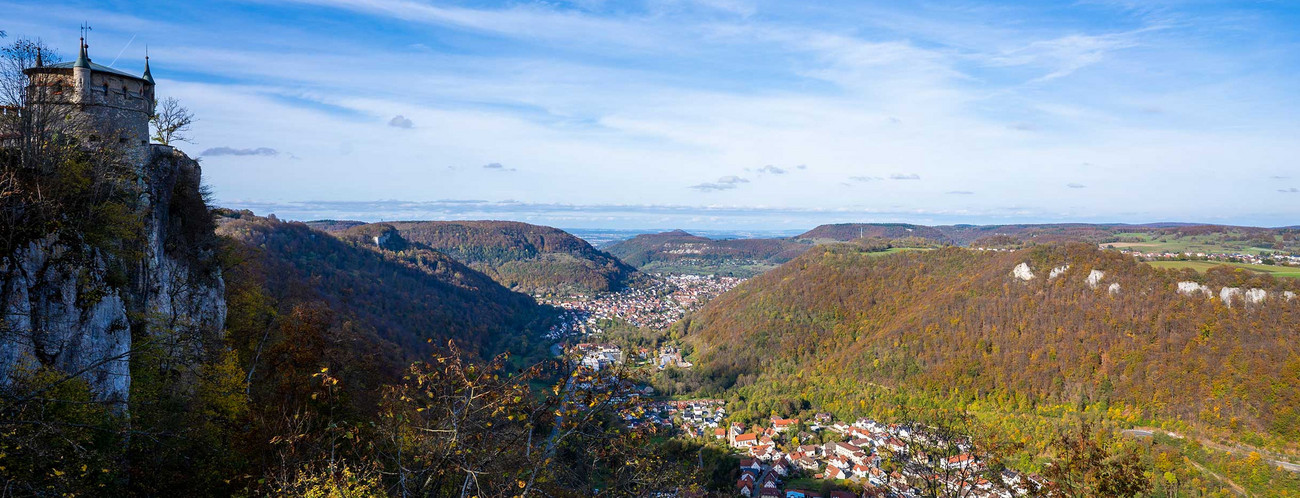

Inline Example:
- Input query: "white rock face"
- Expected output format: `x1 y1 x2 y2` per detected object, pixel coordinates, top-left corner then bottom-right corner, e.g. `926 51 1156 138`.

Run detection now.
1285 291 1296 301
1220 287 1242 306
1245 288 1268 304
1087 270 1106 290
1177 281 1211 297
1012 263 1035 281
1049 265 1070 279
0 237 132 405
0 148 226 406
1108 283 1121 295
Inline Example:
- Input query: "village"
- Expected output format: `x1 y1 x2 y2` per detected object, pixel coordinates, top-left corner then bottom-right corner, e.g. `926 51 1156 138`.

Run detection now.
621 399 1041 497
550 273 1042 497
540 273 745 339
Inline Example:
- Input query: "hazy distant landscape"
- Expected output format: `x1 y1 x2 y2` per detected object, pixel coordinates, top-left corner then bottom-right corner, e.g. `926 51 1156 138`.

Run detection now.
4 1 1300 497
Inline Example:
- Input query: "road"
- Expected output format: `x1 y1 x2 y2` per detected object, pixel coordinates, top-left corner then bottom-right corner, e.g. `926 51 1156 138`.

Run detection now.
1122 428 1300 473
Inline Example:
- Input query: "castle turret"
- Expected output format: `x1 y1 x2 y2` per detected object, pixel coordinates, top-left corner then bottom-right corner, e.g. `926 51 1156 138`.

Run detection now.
72 38 91 104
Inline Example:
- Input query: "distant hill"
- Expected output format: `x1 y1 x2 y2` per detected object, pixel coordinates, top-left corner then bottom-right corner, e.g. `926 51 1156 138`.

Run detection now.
219 213 550 360
308 220 638 295
795 222 1299 254
603 230 813 277
678 243 1300 451
795 223 951 243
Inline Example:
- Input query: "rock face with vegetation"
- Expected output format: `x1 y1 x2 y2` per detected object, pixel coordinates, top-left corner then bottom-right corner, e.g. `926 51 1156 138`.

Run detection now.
309 219 638 295
0 145 225 405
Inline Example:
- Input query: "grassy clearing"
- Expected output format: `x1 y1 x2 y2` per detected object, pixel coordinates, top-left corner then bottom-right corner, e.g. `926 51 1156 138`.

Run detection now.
1102 232 1284 255
1146 260 1300 279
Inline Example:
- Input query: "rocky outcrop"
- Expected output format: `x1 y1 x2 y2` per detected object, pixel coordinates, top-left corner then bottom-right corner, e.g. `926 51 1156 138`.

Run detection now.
1086 269 1105 289
0 146 224 405
1049 265 1070 279
1177 281 1211 297
1012 263 1035 281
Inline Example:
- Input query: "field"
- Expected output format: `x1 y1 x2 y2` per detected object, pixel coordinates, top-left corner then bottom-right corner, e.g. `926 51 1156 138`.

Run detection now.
1146 260 1300 279
1104 232 1281 255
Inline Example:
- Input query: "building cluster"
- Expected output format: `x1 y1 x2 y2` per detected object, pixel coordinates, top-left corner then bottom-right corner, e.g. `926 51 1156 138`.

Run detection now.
724 416 1041 497
541 274 746 339
656 345 693 369
621 399 725 433
1119 249 1300 266
572 343 624 371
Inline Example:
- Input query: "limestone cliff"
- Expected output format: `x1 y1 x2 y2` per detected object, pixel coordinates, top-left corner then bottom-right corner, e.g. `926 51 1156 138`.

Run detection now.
0 145 225 406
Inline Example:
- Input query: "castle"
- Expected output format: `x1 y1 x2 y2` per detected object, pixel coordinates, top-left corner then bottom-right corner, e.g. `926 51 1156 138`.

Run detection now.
22 35 155 150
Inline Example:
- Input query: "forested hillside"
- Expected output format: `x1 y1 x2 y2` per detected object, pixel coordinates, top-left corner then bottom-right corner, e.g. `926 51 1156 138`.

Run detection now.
678 244 1300 456
309 220 637 295
604 229 812 277
795 223 951 243
220 213 551 360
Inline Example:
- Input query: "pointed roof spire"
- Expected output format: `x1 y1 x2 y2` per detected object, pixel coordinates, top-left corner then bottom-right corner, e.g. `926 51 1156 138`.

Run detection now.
35 47 43 67
142 46 154 85
74 37 90 69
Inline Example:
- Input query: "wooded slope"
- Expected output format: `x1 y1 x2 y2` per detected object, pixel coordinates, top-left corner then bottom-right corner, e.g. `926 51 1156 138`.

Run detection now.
682 243 1300 445
309 220 637 295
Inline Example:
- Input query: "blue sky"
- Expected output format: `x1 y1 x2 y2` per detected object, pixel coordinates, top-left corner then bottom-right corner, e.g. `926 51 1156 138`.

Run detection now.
5 0 1299 229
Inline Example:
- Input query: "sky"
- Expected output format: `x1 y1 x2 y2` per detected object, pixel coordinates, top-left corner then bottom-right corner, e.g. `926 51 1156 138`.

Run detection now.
4 0 1299 229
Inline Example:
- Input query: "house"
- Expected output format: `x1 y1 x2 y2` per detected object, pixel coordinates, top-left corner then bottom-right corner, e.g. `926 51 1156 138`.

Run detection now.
833 442 863 459
884 438 906 453
737 480 754 497
772 417 800 433
824 465 847 480
734 433 758 449
944 453 977 471
759 489 783 498
796 456 819 471
740 459 762 473
785 490 820 498
772 459 791 477
714 428 726 440
1001 469 1022 488
761 472 780 489
828 492 857 498
852 464 872 478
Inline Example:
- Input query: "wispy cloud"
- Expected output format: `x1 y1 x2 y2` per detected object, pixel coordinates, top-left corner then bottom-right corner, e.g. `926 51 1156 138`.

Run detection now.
755 165 786 174
1280 188 1299 193
690 175 749 192
200 146 279 157
890 173 921 180
848 176 882 182
483 162 517 172
946 190 974 195
1067 183 1087 189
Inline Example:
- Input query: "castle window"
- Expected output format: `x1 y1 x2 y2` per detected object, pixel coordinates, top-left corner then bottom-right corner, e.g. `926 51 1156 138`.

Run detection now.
53 82 63 94
102 83 109 94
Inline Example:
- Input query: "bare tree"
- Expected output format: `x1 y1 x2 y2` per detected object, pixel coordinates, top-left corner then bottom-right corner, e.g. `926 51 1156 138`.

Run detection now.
150 96 194 145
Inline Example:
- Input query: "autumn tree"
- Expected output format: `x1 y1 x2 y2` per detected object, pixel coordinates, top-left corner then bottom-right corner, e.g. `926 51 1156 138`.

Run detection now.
1042 421 1150 497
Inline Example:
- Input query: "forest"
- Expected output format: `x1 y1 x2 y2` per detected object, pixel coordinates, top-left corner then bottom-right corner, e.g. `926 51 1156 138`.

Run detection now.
662 242 1300 494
